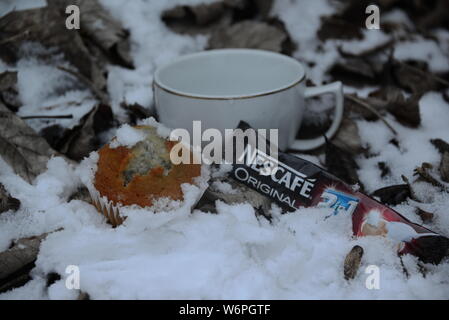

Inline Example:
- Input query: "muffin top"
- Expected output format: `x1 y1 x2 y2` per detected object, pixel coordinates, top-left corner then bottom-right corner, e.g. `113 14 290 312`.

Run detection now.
94 125 201 207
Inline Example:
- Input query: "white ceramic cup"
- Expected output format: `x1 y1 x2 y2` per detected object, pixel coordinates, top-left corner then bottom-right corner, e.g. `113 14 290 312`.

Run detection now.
154 49 343 151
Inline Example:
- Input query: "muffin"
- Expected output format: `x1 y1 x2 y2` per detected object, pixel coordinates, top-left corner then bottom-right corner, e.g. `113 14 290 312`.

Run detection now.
80 119 208 226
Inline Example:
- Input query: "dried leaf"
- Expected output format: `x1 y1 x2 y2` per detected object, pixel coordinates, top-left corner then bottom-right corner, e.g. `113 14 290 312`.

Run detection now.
0 103 55 183
372 184 410 205
440 151 449 183
49 0 133 69
325 139 361 187
407 235 449 264
318 16 363 42
68 186 91 203
123 103 153 125
162 2 232 35
77 291 90 300
208 21 288 53
378 162 391 178
0 232 51 293
393 60 441 94
415 208 434 224
329 58 378 87
344 245 364 280
0 183 20 214
0 5 104 89
332 118 365 155
370 87 421 128
195 176 272 219
345 94 388 121
431 138 449 154
46 272 61 287
57 104 114 161
414 163 448 192
0 71 20 112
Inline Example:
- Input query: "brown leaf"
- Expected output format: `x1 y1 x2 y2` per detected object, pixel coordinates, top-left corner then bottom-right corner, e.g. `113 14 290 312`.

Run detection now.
0 183 20 214
344 245 364 280
407 235 449 264
393 60 441 94
332 118 365 155
0 232 53 294
0 71 20 112
440 151 449 183
431 138 449 154
49 0 133 69
195 176 272 219
329 57 378 87
162 1 232 35
57 104 114 161
378 162 391 178
208 20 287 53
318 16 363 42
0 5 106 91
370 87 421 128
325 138 361 187
372 184 410 205
415 208 434 224
122 102 153 125
0 103 55 183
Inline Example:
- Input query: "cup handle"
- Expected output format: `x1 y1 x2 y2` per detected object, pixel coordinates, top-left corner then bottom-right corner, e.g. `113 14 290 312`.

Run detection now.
289 81 344 151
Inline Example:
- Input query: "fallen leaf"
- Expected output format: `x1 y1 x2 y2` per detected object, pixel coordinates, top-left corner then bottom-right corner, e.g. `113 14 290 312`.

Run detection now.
415 208 434 223
0 71 20 112
344 245 364 280
56 104 114 161
0 231 55 294
332 118 365 155
414 163 448 192
162 1 232 35
431 138 449 154
0 5 104 89
318 16 363 42
0 102 55 183
49 0 133 69
325 138 361 187
407 235 449 264
0 183 20 214
377 161 391 178
208 20 288 53
369 86 421 128
122 102 154 125
195 176 272 219
68 186 91 203
46 272 61 287
440 151 449 183
329 57 378 87
393 60 441 94
372 184 411 205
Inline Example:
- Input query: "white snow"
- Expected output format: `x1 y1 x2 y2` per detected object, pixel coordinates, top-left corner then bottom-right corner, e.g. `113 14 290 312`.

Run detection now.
394 38 449 72
109 124 147 149
1 0 449 300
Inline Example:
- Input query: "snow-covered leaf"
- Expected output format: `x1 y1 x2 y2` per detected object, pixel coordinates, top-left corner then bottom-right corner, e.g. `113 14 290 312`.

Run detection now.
0 103 55 183
0 183 20 214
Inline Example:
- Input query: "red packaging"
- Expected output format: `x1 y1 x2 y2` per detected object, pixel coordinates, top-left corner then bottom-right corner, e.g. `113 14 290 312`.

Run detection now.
229 122 449 264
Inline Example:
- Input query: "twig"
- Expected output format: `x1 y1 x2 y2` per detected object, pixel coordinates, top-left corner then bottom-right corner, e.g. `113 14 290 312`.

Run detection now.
21 115 73 120
57 66 108 104
345 94 398 135
413 163 448 192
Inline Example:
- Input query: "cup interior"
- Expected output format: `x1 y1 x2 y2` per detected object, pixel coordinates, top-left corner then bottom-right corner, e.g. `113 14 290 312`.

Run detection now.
154 49 305 99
